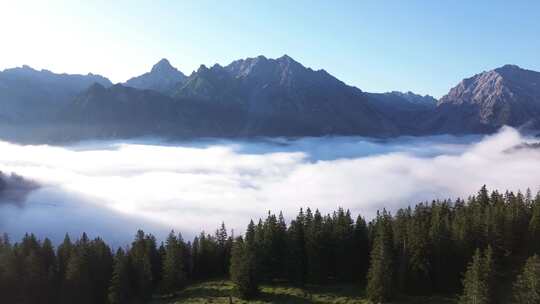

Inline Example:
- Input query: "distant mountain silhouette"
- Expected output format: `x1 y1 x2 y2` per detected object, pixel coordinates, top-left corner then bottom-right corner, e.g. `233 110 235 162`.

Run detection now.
365 91 436 133
0 56 538 142
174 55 397 136
0 65 111 123
125 59 186 95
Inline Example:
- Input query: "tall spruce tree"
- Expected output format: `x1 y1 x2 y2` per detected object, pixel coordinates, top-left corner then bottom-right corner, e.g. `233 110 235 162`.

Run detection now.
108 248 131 304
229 237 259 299
216 222 231 276
287 209 307 285
129 230 155 302
529 194 540 255
407 203 433 295
161 231 186 293
366 210 394 303
62 242 92 304
306 209 326 283
459 247 495 304
512 255 540 304
353 215 370 283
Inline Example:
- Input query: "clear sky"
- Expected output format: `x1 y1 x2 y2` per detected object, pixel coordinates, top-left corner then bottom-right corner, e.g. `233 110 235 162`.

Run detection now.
1 0 539 98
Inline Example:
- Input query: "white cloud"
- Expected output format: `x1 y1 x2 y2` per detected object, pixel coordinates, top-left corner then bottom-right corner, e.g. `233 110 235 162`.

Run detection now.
0 127 539 245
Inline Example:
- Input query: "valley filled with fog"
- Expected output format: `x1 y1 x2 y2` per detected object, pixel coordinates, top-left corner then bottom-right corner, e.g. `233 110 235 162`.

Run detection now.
0 126 539 245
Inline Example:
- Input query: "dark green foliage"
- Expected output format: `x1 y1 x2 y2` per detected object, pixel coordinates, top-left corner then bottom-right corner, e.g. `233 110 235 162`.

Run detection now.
62 234 93 304
286 209 308 285
459 247 495 304
230 237 259 299
161 231 186 293
512 255 540 304
57 234 73 283
353 215 370 283
129 230 156 302
366 210 395 303
108 248 131 304
306 209 327 283
529 194 540 255
216 222 233 276
429 201 454 292
1 186 540 303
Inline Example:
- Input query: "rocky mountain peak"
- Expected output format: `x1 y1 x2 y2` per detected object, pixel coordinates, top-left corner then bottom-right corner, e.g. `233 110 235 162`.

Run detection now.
277 54 295 63
435 64 540 131
151 58 175 73
124 58 186 95
496 64 522 72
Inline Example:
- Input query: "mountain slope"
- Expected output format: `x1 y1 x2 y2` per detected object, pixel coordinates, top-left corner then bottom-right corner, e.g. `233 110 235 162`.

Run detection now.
433 65 540 133
0 65 112 122
175 55 398 136
365 91 436 133
1 58 539 142
53 82 250 141
124 59 186 95
58 83 180 139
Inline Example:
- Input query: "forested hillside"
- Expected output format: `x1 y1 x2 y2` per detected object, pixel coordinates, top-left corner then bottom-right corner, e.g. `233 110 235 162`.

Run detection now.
1 186 540 303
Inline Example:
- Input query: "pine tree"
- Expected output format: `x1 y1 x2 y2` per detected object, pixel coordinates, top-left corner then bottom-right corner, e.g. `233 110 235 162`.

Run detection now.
407 203 433 295
216 222 231 275
354 215 370 283
287 210 307 285
459 247 495 304
0 235 19 303
161 231 186 293
229 237 259 299
366 210 394 303
529 193 540 254
108 248 132 304
62 245 92 304
57 234 73 282
512 255 540 304
41 238 58 303
129 230 155 302
306 209 326 283
429 200 454 292
145 233 162 288
87 237 113 304
333 208 355 282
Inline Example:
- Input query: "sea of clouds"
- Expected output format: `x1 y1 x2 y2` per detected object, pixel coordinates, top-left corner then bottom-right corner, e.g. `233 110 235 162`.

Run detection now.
0 126 539 245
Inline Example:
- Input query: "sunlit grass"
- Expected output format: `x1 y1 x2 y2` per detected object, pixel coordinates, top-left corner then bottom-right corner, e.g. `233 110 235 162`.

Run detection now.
152 280 457 304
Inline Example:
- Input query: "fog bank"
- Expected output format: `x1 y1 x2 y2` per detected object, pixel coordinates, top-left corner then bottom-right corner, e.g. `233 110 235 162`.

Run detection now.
0 127 539 245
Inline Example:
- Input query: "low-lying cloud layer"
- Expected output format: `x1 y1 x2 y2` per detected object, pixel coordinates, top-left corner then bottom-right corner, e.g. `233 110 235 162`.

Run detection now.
0 127 539 245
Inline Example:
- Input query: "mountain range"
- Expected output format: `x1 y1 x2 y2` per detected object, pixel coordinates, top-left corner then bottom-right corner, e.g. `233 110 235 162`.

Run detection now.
1 55 539 142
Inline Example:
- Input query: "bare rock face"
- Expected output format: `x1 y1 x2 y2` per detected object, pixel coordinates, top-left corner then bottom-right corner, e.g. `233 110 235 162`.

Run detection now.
435 65 540 132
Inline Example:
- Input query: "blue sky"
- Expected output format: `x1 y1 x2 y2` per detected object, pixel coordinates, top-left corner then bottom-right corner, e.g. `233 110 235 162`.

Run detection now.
1 0 539 97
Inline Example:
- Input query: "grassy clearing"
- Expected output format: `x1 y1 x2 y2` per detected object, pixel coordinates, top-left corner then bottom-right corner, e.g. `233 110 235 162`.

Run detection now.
152 280 457 304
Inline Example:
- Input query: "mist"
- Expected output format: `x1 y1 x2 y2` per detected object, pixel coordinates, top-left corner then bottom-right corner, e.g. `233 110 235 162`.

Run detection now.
0 126 539 245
